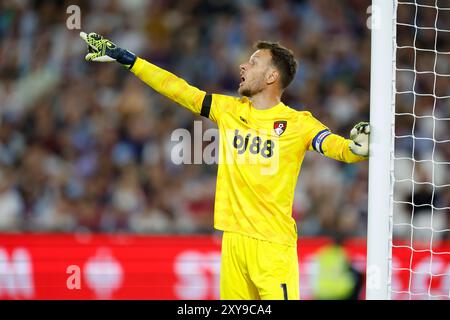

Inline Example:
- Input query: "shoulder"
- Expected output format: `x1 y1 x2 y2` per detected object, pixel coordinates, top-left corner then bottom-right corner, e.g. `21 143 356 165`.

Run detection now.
295 110 321 126
281 106 315 124
211 93 250 111
212 93 248 104
284 108 327 133
296 110 314 119
208 94 250 121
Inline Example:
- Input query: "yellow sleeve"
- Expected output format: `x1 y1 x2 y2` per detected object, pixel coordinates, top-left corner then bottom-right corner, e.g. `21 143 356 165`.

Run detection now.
303 112 367 163
130 57 206 115
321 134 367 163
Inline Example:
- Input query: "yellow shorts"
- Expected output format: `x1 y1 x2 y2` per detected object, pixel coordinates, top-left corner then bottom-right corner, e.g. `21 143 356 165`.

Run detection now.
220 231 299 300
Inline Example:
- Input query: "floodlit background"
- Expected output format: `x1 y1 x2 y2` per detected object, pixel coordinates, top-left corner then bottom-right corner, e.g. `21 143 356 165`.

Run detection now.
0 0 448 300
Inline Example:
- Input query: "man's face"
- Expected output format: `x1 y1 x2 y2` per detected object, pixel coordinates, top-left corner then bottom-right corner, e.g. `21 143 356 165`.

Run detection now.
238 49 274 97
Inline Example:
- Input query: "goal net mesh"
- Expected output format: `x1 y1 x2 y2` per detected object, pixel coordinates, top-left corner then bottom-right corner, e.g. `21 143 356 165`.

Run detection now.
392 0 450 299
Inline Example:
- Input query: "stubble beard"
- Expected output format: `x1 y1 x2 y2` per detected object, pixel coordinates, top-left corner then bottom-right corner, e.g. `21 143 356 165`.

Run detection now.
239 87 252 97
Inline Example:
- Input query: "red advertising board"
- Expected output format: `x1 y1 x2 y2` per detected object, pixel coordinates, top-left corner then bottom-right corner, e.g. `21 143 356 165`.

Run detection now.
0 234 448 300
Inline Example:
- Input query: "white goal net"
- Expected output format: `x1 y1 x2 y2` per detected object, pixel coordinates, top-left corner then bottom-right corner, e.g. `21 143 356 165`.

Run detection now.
391 0 450 299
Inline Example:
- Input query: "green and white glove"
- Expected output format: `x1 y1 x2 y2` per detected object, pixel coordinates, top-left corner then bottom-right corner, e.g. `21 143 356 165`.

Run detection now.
79 31 137 69
349 122 370 157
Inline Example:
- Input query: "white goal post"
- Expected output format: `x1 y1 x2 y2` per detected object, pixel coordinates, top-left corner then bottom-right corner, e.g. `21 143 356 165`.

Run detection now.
367 0 450 300
366 0 396 300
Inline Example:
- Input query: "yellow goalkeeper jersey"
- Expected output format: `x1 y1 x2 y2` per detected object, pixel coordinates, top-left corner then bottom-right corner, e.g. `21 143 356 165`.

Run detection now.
131 57 366 247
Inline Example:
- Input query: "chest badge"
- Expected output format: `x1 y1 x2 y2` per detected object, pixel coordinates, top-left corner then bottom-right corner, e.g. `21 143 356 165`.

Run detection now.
274 121 287 136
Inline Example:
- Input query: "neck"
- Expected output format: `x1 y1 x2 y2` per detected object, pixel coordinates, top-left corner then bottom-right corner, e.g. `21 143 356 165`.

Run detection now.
249 90 281 110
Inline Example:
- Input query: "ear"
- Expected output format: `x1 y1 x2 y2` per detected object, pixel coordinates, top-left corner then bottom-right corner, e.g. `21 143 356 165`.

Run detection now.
266 68 279 85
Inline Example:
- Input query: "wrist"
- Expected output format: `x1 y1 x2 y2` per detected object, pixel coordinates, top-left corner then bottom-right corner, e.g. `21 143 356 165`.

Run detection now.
116 48 137 69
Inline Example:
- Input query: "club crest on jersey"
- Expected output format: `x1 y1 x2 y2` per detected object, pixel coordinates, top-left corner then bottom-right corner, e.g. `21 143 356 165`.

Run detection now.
273 121 287 136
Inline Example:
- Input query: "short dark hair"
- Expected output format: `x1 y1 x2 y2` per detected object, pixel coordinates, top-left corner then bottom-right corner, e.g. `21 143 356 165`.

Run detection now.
255 41 298 89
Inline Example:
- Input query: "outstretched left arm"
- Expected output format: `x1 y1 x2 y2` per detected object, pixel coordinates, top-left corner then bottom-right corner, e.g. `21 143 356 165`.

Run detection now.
310 122 370 163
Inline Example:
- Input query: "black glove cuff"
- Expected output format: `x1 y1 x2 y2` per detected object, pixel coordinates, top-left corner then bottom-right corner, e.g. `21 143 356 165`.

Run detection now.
116 48 137 69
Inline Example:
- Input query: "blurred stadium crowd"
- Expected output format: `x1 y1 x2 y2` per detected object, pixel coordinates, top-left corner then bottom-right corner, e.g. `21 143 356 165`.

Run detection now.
0 0 448 241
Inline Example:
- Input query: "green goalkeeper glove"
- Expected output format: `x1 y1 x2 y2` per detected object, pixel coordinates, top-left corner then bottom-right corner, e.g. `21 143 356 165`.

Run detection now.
79 31 137 69
349 122 370 157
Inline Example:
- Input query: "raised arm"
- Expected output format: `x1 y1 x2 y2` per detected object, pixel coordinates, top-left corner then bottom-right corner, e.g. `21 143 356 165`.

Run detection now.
130 57 206 115
80 32 207 115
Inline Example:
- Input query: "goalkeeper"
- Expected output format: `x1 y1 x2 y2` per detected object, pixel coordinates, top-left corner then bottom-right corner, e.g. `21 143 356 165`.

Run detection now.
80 32 370 300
